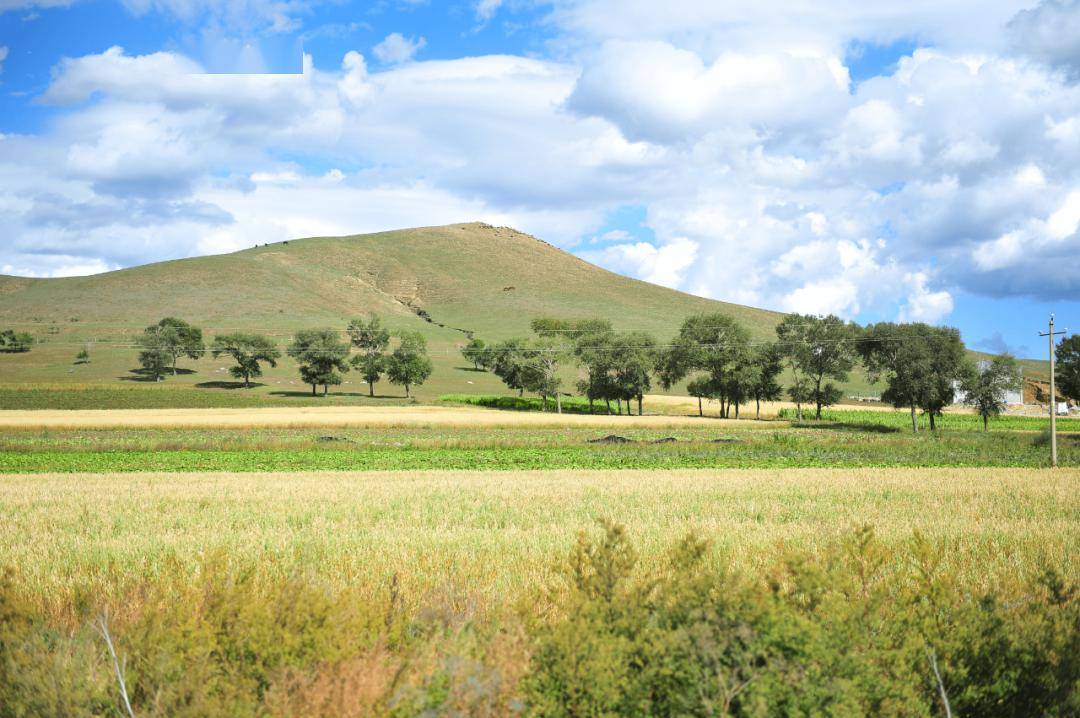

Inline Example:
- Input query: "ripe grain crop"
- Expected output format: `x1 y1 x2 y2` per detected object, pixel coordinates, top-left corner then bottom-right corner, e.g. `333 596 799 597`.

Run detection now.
3 467 1075 614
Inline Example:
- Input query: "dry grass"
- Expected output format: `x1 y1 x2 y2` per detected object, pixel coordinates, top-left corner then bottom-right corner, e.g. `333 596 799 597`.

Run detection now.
0 404 789 430
3 467 1076 614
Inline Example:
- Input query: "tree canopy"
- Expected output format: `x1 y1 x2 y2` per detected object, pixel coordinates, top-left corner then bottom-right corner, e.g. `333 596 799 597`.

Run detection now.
860 322 971 432
775 314 855 419
210 333 281 388
461 338 489 371
347 315 391 353
1057 334 1080 403
386 332 433 398
659 313 750 419
961 355 1021 431
287 329 350 396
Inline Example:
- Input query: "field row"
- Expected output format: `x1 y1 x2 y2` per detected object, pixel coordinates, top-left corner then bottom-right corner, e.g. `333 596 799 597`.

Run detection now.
1 424 1075 471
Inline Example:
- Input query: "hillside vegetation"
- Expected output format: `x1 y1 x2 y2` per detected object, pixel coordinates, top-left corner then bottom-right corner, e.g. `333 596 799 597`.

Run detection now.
0 223 789 400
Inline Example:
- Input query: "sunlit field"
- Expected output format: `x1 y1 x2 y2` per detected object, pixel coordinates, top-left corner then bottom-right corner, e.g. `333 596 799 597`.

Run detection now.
4 467 1076 606
2 403 1077 715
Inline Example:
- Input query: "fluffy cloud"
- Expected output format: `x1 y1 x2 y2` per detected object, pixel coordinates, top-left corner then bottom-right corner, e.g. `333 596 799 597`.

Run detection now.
583 237 698 288
474 0 502 22
1007 0 1080 78
567 41 849 144
3 0 1080 327
0 46 7 74
372 33 426 65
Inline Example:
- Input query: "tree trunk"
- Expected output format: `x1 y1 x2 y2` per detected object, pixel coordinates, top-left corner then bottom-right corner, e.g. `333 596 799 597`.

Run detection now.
605 398 612 415
589 397 594 414
637 395 643 416
323 384 328 396
929 412 936 432
173 355 178 375
556 393 562 414
756 398 761 420
815 378 823 419
697 397 703 417
542 395 548 412
244 371 250 389
368 381 374 398
405 384 411 398
910 405 918 433
983 414 988 432
312 384 316 396
796 400 802 422
734 402 740 419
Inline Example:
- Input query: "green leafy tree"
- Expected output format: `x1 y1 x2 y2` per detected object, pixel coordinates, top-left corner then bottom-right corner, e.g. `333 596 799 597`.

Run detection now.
490 338 531 397
210 333 280 388
612 331 658 416
860 323 932 433
0 330 34 353
287 329 350 396
961 355 1021 431
148 317 205 375
347 314 391 397
686 376 715 417
747 344 784 419
136 330 171 381
461 338 489 370
74 347 90 364
1056 334 1080 403
386 331 433 398
571 321 617 414
347 315 391 353
919 327 973 431
351 352 385 398
659 314 750 418
860 323 971 432
775 314 855 419
520 338 565 412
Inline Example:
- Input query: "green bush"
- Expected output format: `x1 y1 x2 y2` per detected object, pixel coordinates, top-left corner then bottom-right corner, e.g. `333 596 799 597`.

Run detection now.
525 523 1080 717
1 529 1077 716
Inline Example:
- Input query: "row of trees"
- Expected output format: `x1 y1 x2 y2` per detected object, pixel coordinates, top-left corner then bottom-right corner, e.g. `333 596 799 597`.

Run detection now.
286 316 432 397
135 316 432 397
462 319 659 415
466 313 1026 431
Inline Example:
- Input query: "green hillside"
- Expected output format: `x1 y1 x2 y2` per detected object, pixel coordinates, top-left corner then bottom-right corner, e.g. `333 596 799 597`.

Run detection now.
0 222 790 403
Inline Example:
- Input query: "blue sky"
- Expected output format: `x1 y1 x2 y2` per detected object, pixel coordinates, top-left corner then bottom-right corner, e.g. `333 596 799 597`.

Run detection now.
1 0 1079 357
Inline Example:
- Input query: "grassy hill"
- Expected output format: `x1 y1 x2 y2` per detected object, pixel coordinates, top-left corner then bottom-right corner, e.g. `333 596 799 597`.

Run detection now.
0 222 791 404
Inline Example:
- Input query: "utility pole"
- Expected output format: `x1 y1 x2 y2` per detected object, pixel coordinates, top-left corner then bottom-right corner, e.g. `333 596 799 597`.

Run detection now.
1039 315 1066 467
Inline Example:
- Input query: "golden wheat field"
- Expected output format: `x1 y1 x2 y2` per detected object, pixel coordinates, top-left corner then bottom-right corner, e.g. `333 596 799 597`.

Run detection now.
3 467 1076 615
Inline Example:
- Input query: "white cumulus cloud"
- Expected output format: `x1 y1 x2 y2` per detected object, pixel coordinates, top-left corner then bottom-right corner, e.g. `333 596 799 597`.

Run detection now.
373 33 426 65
